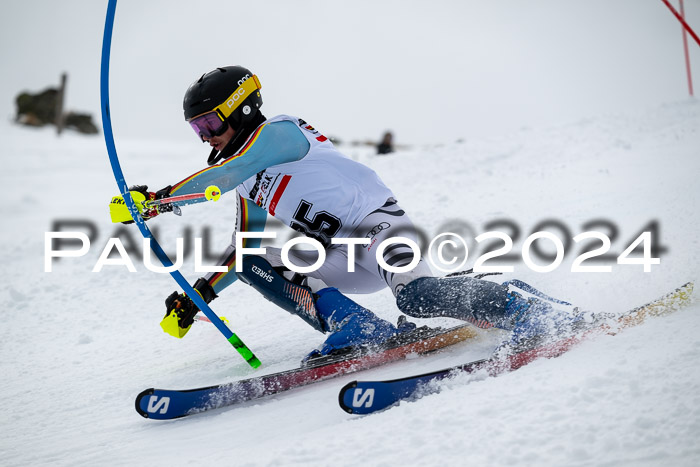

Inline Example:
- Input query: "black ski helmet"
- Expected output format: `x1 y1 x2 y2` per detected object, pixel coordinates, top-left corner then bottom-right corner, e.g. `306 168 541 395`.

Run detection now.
183 66 265 165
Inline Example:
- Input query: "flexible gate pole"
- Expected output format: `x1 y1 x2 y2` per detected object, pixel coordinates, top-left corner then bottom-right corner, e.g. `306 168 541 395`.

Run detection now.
100 0 260 368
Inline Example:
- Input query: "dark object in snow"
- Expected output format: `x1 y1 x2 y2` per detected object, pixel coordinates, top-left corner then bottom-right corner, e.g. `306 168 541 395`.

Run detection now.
377 131 394 155
15 73 98 135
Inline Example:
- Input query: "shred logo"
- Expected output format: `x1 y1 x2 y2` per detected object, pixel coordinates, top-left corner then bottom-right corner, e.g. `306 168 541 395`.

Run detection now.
351 388 375 408
251 264 274 282
146 396 170 414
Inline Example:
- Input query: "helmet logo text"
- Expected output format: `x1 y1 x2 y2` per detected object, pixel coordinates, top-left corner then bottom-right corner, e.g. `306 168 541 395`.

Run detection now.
227 88 246 108
237 74 251 86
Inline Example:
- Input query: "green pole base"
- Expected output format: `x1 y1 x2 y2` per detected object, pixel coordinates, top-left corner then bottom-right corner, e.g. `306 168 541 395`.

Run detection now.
228 334 262 368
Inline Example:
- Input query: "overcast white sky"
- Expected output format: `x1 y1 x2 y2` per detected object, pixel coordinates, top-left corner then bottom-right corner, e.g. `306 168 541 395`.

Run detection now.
1 0 699 146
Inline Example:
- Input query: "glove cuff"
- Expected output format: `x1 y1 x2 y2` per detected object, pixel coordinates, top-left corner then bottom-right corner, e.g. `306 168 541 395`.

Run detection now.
194 277 218 304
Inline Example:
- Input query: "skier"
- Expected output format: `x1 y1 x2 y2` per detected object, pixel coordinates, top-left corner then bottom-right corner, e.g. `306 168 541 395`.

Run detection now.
120 66 586 359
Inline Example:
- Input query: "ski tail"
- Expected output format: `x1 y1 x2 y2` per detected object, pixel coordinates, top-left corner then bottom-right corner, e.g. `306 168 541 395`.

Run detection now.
615 281 693 329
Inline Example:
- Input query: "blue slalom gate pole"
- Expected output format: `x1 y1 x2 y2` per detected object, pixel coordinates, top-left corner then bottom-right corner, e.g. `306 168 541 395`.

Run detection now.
99 0 260 368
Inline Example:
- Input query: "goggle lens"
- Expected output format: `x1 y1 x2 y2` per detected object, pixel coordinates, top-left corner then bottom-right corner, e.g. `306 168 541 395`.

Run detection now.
188 112 228 140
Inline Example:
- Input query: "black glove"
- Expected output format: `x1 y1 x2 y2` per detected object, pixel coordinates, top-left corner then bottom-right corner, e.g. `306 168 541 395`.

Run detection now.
164 278 218 328
164 292 198 329
122 185 173 224
129 184 172 199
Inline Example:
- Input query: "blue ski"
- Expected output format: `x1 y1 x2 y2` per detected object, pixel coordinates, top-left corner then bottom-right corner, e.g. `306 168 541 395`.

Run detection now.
136 323 477 419
339 282 694 415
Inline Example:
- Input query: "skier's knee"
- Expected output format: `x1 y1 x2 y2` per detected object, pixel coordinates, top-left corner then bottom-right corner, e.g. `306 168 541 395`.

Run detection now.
396 275 509 323
396 277 443 318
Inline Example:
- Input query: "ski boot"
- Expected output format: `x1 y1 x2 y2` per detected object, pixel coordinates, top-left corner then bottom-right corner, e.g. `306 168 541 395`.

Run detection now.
303 287 416 363
235 255 416 362
497 279 612 353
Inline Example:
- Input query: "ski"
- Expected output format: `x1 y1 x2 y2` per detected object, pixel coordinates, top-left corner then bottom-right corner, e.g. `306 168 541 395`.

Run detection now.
339 282 694 415
136 322 479 419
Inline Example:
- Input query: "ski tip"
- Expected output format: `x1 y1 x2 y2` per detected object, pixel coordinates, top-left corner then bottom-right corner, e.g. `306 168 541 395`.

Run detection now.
338 381 358 414
135 388 155 418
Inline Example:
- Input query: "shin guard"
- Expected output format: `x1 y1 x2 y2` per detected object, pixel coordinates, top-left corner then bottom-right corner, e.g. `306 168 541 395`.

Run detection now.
237 255 325 332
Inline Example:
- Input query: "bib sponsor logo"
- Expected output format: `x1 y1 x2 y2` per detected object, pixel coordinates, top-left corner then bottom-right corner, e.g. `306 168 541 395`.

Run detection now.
255 175 275 207
260 175 274 194
269 175 292 216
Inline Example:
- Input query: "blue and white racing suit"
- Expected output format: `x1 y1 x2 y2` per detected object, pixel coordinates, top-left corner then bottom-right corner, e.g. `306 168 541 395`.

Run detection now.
169 115 432 296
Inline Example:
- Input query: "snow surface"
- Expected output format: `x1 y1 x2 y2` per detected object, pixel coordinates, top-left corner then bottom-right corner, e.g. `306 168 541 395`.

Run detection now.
1 97 698 466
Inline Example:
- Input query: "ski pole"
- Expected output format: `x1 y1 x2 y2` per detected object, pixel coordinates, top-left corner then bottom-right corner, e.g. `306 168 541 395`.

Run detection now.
660 0 700 47
146 185 222 208
109 185 222 223
100 0 261 368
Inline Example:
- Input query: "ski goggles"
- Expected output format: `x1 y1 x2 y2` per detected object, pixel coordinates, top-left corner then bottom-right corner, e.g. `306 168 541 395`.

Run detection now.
188 111 228 140
187 74 262 140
